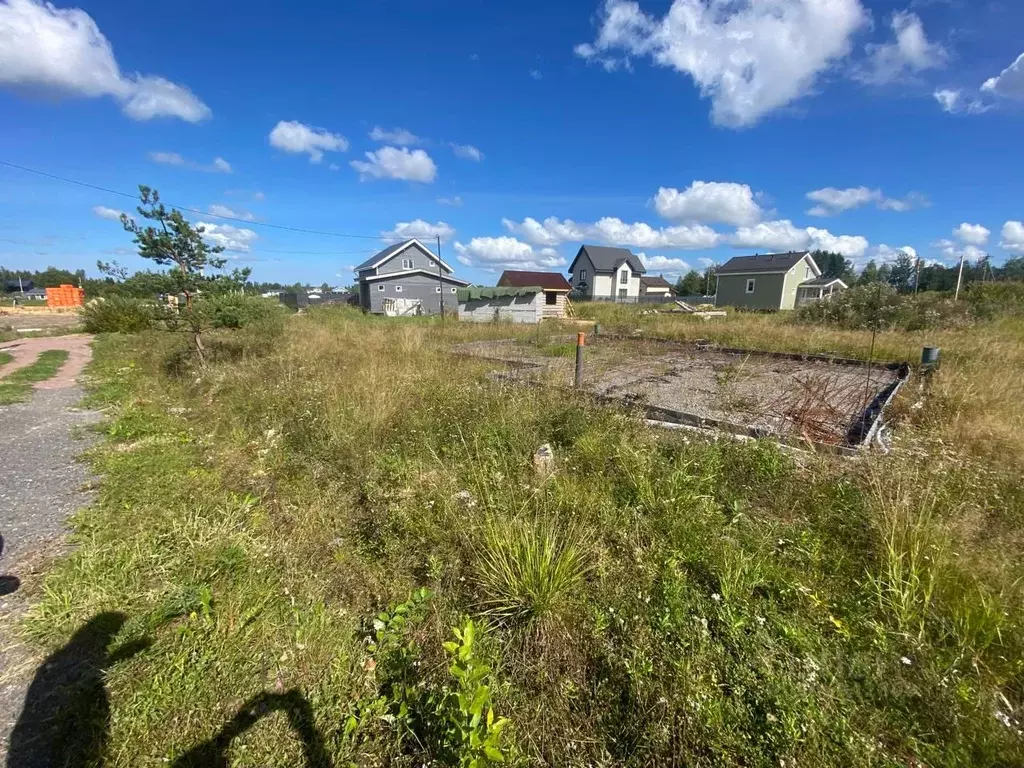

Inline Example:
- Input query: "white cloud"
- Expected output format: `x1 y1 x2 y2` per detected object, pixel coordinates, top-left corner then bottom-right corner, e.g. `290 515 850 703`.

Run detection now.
0 0 210 122
454 237 567 271
653 181 761 226
981 52 1024 100
351 146 437 182
934 238 985 263
574 0 867 128
502 217 587 247
269 120 349 163
730 219 868 257
92 205 122 221
874 244 918 263
369 126 420 145
805 186 923 216
382 219 456 244
933 88 988 115
638 253 690 276
148 151 232 173
592 217 719 249
502 215 718 249
451 143 484 161
437 196 463 207
208 204 254 221
196 222 258 253
953 222 990 246
529 69 543 80
1000 221 1024 255
857 11 946 85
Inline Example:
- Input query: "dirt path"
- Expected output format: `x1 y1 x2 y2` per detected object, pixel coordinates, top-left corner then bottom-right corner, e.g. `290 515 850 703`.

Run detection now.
0 336 100 764
0 335 94 386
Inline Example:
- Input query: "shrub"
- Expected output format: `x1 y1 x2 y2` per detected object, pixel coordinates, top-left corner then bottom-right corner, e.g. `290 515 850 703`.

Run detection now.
964 281 1024 320
80 296 161 333
194 293 284 330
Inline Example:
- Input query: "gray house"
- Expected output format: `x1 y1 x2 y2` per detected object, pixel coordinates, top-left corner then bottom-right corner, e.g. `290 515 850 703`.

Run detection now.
568 245 647 301
355 239 469 315
715 252 828 311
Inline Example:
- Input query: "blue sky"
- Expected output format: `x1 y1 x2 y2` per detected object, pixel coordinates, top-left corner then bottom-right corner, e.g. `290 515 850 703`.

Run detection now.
1 0 1022 285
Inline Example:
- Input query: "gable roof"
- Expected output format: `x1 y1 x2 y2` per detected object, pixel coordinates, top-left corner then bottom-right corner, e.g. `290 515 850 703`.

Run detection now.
640 275 672 290
355 239 453 273
497 270 571 291
361 269 470 286
800 277 848 288
716 251 816 275
569 245 646 275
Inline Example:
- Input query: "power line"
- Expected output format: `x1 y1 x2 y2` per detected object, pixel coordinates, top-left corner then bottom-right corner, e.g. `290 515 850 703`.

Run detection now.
0 159 385 241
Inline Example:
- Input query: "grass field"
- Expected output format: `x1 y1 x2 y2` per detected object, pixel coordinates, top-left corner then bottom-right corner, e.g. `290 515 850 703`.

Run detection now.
18 307 1024 765
0 349 70 404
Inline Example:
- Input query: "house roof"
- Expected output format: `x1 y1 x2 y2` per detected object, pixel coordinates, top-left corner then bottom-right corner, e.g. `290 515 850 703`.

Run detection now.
497 270 571 291
640 276 672 290
800 277 848 288
457 285 541 301
570 245 646 275
355 239 453 273
361 269 470 286
716 251 813 275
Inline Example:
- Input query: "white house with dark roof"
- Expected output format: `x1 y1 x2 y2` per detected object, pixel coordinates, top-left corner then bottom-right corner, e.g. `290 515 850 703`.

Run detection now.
354 239 469 315
568 245 646 301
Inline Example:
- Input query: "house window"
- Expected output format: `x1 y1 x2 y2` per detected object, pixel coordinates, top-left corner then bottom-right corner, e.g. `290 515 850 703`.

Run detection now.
545 292 557 305
620 269 629 285
402 258 415 270
745 278 756 294
395 285 403 293
580 269 588 281
377 284 385 292
617 288 628 298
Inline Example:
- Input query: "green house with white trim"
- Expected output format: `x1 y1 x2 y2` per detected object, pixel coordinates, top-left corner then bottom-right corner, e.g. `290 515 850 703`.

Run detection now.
715 251 837 311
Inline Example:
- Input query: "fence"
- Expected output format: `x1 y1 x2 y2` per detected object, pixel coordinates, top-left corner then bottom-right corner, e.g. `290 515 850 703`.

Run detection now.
572 294 716 305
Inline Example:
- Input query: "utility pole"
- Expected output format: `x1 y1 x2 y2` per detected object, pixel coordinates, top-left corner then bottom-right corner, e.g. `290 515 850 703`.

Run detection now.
436 235 445 319
914 258 921 296
954 250 966 302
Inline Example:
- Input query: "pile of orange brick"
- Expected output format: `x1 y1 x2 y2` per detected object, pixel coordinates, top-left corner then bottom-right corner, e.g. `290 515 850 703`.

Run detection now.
45 284 85 308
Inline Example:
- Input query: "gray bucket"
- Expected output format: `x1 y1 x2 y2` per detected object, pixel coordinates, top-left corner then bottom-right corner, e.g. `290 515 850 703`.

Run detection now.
921 346 941 366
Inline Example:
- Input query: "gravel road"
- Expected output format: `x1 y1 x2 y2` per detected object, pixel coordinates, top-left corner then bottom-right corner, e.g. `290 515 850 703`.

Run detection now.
0 339 100 764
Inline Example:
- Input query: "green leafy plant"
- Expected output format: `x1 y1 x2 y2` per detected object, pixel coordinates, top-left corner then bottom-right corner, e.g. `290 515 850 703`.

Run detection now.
81 296 163 333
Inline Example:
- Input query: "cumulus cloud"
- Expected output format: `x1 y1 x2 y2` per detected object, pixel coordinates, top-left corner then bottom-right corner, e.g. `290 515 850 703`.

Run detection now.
981 52 1024 100
451 143 484 161
856 11 946 84
351 146 437 182
208 204 254 221
933 88 988 115
369 126 420 145
381 219 456 244
953 222 990 246
196 222 258 253
92 205 122 221
574 0 867 128
454 236 567 271
805 186 924 216
502 215 719 249
149 151 232 173
933 238 985 263
874 244 918 263
0 0 210 122
269 120 349 163
638 253 690 276
653 181 761 226
1000 221 1024 255
730 219 869 257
